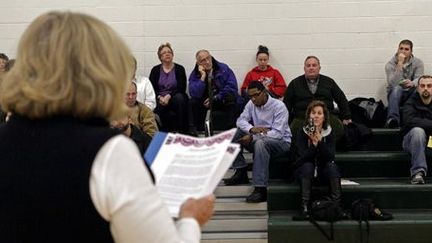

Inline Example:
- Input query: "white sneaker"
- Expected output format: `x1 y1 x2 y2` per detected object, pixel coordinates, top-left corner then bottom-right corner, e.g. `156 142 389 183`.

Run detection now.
411 172 425 184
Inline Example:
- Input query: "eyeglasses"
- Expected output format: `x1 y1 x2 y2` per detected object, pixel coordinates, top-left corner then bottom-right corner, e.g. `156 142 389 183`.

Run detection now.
159 50 172 55
248 91 262 99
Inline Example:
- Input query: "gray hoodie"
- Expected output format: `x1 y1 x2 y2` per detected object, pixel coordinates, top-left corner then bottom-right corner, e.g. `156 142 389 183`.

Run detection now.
385 54 424 89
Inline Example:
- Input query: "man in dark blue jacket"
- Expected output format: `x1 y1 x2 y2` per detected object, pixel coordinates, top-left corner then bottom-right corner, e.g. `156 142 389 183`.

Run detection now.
189 50 242 131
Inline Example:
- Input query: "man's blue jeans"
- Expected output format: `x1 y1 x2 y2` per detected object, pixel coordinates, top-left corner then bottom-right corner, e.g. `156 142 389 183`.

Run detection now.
232 130 290 187
402 127 428 176
387 85 415 123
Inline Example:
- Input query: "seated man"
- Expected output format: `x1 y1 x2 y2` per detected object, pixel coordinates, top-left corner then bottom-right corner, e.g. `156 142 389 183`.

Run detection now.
224 81 291 203
284 55 351 141
401 75 432 184
125 81 158 137
385 39 424 128
189 49 242 131
131 57 162 128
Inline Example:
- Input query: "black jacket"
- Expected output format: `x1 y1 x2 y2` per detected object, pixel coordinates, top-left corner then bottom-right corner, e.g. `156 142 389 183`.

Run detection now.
402 92 432 136
0 115 116 242
284 74 351 120
294 128 335 167
149 63 187 96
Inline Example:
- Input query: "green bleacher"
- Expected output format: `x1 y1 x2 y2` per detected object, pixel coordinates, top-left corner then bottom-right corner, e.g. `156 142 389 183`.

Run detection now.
267 128 432 243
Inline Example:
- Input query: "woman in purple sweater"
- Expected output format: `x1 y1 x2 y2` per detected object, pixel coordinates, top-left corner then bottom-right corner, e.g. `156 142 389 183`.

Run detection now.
149 43 189 134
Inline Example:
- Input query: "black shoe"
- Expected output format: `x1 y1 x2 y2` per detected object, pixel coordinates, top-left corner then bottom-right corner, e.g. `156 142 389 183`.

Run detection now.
370 207 393 220
223 168 249 186
292 204 310 221
385 118 399 128
246 187 267 203
328 178 341 205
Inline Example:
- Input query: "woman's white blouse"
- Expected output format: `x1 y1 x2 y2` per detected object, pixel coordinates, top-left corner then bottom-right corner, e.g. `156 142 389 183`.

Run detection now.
90 135 200 243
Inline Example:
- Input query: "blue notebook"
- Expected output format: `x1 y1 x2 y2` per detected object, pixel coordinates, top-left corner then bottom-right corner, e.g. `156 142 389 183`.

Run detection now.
144 131 167 167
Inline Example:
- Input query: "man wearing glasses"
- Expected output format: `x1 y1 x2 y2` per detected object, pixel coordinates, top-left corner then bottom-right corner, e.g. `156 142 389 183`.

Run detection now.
224 81 291 203
401 75 432 184
189 49 241 132
385 39 424 128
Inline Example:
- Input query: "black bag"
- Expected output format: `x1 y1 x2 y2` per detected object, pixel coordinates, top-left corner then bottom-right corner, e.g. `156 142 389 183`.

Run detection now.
351 199 393 243
341 122 373 150
311 199 344 222
309 199 344 241
349 97 387 128
351 198 393 221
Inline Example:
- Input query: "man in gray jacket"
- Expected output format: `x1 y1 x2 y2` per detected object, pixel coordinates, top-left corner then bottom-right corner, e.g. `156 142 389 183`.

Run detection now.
385 39 424 128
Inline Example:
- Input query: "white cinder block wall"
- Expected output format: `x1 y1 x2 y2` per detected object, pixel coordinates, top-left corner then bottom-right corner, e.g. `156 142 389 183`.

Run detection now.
1 0 432 102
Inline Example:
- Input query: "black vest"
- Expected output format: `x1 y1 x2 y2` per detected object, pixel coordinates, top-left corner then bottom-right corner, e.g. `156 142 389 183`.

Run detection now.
0 115 118 243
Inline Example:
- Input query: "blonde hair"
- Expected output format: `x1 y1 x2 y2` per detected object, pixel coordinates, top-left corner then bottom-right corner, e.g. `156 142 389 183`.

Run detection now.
0 11 133 120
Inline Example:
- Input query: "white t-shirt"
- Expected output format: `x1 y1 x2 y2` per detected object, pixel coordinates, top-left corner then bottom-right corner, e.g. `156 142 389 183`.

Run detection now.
90 135 200 243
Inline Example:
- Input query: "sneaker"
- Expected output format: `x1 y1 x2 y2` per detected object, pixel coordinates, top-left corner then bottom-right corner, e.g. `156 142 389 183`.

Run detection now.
385 118 399 128
246 187 267 203
411 172 425 184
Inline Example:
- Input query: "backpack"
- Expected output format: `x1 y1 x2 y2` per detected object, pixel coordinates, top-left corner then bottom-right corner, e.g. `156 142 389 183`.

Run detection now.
309 199 345 241
351 199 393 243
348 97 387 128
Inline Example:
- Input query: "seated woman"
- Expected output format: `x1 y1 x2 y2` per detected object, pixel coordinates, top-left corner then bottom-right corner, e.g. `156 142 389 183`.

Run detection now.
149 43 189 133
132 57 156 111
241 45 287 100
293 100 342 219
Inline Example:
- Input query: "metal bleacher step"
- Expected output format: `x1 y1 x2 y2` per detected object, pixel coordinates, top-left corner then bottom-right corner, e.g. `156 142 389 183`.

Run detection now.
203 155 268 243
215 198 267 212
201 232 268 243
215 185 253 198
203 199 268 243
203 213 268 232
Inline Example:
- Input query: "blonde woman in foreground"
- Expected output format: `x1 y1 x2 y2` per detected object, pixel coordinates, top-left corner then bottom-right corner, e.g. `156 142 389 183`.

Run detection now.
0 11 214 243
